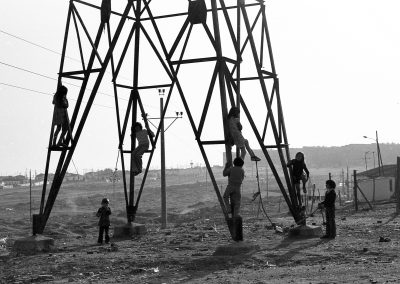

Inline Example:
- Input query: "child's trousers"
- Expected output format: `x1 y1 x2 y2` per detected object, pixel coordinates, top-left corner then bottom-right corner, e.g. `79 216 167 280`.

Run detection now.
223 185 241 217
132 143 149 173
98 225 110 244
325 207 336 237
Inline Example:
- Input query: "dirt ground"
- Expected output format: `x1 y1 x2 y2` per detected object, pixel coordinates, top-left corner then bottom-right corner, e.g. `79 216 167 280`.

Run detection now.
1 181 400 283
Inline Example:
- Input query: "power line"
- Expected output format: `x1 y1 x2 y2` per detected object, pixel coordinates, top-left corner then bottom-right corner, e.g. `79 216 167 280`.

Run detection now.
0 61 56 81
0 29 162 111
0 28 133 83
0 60 128 101
0 82 113 109
0 59 159 111
0 29 79 62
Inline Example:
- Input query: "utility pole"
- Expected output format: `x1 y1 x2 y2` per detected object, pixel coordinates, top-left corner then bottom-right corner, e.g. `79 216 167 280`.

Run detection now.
376 130 384 175
346 166 350 200
364 151 369 171
160 90 166 229
145 88 183 229
363 131 384 176
372 151 376 169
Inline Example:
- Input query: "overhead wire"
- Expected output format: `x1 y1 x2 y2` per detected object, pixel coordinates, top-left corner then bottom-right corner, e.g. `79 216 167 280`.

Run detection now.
0 60 128 101
0 28 135 84
0 82 113 109
0 29 79 62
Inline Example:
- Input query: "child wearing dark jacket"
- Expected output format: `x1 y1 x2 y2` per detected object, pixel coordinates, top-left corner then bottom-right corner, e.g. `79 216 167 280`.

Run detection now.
318 180 337 239
96 198 111 244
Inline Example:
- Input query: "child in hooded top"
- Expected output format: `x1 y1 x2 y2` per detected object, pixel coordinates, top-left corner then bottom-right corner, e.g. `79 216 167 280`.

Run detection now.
287 152 310 206
227 107 260 162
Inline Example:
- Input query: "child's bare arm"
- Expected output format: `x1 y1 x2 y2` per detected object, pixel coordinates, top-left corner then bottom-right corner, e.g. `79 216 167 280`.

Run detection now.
223 162 231 177
303 163 310 178
147 129 155 138
237 121 243 131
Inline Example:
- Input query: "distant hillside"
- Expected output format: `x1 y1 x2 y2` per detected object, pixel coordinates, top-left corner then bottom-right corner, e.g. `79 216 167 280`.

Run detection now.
225 143 400 169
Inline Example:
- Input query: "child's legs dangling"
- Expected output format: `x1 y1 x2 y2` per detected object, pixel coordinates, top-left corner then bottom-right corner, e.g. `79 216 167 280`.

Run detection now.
244 139 255 157
239 146 247 160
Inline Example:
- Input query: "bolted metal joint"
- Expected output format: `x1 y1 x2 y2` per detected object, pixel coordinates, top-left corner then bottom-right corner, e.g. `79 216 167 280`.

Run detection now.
101 0 112 23
188 0 207 24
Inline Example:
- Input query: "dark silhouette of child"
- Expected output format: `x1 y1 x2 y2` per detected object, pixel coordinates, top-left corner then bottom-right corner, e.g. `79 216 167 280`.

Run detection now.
319 180 337 239
131 122 154 176
52 85 70 147
287 152 310 206
96 198 111 244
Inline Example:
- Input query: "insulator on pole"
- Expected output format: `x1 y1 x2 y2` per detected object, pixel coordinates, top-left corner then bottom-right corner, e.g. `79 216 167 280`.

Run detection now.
101 0 111 23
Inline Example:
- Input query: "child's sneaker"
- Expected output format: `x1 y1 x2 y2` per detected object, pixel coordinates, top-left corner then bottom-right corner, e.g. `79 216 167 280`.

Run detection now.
251 156 261 162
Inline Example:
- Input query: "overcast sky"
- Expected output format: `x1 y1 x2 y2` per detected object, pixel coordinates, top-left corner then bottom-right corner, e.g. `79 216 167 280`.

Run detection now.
1 0 399 175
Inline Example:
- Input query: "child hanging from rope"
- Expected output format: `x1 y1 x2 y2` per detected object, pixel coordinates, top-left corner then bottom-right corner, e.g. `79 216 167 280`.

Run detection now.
223 157 245 217
227 107 261 162
287 152 310 206
52 85 70 147
132 122 154 176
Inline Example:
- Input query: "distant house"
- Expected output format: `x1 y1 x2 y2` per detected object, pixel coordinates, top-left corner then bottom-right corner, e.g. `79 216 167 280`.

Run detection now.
35 173 54 182
84 171 99 181
2 175 27 186
64 173 84 182
357 165 396 202
357 165 397 179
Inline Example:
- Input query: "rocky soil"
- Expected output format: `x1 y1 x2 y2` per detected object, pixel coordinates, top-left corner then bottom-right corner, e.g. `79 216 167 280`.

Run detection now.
1 182 400 283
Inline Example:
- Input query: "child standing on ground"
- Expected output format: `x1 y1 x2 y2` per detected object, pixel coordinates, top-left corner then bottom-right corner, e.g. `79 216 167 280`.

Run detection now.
318 180 337 239
227 107 260 162
287 152 310 206
132 122 154 176
96 198 111 244
223 157 245 217
52 85 70 147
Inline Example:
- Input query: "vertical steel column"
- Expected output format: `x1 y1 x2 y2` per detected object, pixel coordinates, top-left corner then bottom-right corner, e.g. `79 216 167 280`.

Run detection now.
236 0 241 109
106 22 129 209
128 0 142 222
211 0 232 165
160 95 167 228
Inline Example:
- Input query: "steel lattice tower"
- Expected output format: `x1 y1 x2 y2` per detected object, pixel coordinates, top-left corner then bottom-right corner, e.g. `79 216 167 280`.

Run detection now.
34 0 302 240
